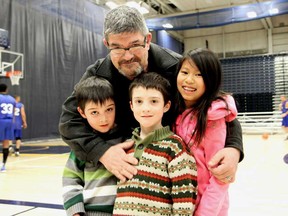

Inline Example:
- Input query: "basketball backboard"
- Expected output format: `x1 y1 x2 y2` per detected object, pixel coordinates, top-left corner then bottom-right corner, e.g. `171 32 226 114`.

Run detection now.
0 49 24 79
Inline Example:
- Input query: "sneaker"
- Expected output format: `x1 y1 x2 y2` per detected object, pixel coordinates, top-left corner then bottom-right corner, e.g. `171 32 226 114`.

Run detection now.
9 146 14 155
15 151 20 157
1 165 6 172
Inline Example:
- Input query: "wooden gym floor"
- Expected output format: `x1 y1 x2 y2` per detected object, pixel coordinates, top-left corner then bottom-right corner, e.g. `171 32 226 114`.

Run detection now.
0 134 288 216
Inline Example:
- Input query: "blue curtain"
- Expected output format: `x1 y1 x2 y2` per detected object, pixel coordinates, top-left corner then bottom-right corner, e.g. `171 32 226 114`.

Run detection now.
0 0 108 139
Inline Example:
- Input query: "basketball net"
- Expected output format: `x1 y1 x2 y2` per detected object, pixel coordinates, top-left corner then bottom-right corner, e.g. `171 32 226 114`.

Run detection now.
9 71 22 85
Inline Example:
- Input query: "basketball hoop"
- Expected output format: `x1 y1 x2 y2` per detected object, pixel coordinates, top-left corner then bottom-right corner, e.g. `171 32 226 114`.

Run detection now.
8 70 22 86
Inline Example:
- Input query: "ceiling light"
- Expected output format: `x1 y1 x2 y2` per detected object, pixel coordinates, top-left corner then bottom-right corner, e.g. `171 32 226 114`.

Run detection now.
105 1 118 9
126 1 139 8
162 23 173 29
269 8 279 15
138 7 149 14
246 11 257 18
126 1 149 14
139 1 150 14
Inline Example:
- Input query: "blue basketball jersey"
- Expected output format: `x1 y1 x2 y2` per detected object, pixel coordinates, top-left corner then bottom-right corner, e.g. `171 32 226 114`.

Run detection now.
0 93 16 140
14 102 24 129
282 100 288 127
0 94 16 119
281 100 288 114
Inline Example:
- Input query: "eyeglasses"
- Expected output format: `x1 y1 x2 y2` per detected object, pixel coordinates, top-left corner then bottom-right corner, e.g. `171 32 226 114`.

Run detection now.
107 37 146 56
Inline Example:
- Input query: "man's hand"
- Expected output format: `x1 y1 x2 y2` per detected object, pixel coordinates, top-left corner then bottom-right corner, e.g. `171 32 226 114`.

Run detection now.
208 147 240 184
99 140 138 182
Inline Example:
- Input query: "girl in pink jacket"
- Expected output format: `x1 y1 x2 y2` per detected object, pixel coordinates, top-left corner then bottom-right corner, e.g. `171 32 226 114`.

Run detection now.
173 48 238 216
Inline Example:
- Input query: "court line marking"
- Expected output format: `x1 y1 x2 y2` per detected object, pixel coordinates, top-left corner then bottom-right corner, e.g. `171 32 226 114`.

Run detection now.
7 153 69 165
0 199 63 210
11 206 37 216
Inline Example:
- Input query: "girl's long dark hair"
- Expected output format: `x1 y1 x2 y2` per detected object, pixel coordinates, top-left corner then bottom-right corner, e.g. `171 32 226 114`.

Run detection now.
173 48 229 145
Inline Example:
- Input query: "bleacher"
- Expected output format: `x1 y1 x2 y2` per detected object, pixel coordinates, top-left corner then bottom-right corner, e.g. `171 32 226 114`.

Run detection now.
238 111 283 134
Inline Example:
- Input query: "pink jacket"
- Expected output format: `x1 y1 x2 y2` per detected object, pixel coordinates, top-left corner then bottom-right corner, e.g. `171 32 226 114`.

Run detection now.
175 95 237 216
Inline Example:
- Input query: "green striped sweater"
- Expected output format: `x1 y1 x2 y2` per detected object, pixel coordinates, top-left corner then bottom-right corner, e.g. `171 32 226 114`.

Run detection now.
62 128 124 216
113 126 198 215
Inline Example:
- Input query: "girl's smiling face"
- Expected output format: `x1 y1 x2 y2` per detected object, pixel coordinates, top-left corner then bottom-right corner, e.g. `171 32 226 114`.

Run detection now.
177 59 206 108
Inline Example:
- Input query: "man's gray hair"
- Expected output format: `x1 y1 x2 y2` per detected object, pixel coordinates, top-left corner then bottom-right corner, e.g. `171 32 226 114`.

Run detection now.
104 5 149 41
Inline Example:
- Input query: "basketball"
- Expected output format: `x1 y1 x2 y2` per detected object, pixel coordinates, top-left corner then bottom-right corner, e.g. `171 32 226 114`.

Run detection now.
262 133 269 140
283 154 288 164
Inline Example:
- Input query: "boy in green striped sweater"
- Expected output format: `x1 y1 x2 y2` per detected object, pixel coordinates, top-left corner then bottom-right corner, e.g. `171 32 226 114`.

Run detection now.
62 77 124 216
113 72 198 215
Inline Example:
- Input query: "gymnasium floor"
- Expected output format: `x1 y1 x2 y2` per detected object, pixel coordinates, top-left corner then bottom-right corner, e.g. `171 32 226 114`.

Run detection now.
0 134 288 216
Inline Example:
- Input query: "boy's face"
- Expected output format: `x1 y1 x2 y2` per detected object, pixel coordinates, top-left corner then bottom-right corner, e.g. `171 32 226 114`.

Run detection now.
130 87 170 132
77 99 115 133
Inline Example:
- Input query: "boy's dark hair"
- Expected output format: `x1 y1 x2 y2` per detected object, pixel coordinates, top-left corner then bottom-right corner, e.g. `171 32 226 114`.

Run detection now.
75 77 114 110
129 72 171 105
0 83 8 92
